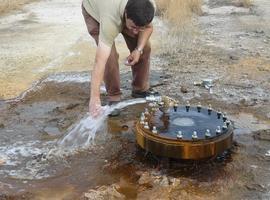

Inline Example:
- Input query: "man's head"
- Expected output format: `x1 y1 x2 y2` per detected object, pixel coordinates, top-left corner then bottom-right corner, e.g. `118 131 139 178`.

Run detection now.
125 0 155 34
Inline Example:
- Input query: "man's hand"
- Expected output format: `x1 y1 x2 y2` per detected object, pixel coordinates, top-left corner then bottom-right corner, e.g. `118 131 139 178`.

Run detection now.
125 49 141 66
89 97 103 118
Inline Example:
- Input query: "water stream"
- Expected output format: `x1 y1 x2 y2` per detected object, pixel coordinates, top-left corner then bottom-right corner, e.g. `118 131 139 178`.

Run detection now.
58 98 146 151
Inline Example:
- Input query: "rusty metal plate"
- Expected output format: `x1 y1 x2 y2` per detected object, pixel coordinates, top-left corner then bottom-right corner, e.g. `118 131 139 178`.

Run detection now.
135 103 233 160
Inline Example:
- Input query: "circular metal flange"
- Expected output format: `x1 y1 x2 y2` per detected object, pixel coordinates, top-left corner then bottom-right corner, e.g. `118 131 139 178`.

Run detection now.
135 105 233 160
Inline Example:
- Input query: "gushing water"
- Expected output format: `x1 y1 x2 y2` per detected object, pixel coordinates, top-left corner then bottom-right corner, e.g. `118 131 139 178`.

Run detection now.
58 98 146 152
0 98 147 180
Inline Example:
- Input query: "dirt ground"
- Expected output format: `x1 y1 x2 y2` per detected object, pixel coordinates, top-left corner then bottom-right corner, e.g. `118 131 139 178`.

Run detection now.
0 0 270 199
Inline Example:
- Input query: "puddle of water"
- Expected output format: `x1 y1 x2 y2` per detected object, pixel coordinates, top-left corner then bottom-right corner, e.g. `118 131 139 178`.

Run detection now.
230 112 270 134
0 98 147 184
0 98 270 199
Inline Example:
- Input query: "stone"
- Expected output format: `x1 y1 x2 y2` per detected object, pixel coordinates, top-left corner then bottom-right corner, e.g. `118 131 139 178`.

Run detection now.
0 159 5 165
138 172 152 186
181 86 188 93
159 176 169 187
0 123 4 129
253 129 270 141
170 178 181 187
83 184 125 200
43 126 61 136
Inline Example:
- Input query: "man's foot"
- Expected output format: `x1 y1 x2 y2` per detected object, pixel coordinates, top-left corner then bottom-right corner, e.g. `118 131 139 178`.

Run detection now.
131 88 160 98
108 101 121 117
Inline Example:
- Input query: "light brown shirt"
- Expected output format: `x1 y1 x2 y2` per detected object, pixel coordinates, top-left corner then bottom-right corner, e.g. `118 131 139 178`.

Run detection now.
82 0 128 47
82 0 156 47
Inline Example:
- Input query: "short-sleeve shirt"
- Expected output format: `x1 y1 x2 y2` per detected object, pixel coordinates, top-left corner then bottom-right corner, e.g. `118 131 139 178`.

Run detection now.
82 0 156 47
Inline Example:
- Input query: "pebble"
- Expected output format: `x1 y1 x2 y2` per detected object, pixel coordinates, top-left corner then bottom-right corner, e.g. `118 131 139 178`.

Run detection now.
43 126 61 136
181 86 188 93
0 159 5 165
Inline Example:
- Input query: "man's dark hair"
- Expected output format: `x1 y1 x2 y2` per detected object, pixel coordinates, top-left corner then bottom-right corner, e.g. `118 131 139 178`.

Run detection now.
125 0 155 26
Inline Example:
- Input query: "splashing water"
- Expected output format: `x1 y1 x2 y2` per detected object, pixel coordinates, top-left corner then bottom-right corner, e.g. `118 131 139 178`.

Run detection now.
0 98 147 180
58 98 146 152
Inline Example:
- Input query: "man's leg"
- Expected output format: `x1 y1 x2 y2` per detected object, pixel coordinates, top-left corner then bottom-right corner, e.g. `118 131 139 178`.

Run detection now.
122 32 151 94
82 5 121 102
104 44 121 102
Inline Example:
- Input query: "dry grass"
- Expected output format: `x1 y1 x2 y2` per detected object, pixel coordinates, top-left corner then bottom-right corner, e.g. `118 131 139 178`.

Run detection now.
156 0 202 26
233 0 253 8
155 0 203 53
0 0 36 14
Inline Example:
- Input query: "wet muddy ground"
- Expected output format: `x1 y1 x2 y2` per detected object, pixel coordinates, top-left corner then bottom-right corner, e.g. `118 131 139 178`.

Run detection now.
0 0 270 199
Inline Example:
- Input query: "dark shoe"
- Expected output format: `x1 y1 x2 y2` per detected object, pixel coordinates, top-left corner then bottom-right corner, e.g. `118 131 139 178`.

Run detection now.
108 101 120 117
131 89 160 98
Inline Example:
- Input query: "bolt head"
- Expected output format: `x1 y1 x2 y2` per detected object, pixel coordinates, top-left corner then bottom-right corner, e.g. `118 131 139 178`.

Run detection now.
216 126 221 134
177 131 183 139
152 128 158 134
205 129 211 137
192 131 198 139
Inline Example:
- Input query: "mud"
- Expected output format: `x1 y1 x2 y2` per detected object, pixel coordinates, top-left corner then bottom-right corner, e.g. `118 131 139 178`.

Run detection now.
0 0 270 199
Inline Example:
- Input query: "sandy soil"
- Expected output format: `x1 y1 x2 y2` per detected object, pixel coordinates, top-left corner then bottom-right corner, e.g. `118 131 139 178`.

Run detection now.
0 0 270 199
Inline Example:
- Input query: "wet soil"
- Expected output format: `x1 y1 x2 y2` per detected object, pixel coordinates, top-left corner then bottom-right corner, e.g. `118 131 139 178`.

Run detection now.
0 0 270 199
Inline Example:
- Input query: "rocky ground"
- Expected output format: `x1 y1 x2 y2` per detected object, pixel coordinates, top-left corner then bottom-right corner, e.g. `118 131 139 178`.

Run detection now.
0 0 270 199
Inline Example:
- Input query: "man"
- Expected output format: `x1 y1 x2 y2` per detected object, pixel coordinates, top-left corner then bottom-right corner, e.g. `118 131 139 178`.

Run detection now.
82 0 156 117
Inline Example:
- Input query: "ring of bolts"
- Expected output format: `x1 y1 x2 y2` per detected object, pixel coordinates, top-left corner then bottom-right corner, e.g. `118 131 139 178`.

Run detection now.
140 99 231 140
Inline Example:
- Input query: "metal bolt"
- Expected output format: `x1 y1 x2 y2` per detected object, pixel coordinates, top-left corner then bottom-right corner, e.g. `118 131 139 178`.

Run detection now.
216 126 221 134
208 104 212 115
177 131 183 139
217 110 222 119
152 126 158 134
222 122 227 130
186 101 190 112
173 103 178 112
205 129 211 138
222 112 227 122
192 131 198 139
140 118 145 125
144 122 149 129
197 102 202 112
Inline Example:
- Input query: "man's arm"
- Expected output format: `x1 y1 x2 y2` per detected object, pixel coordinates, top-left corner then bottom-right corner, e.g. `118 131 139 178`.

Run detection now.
136 23 153 52
126 23 153 66
89 41 111 117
